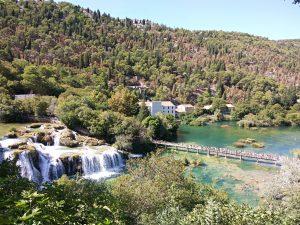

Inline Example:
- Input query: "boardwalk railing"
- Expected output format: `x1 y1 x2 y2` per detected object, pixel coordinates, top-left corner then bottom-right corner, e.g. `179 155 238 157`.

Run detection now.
153 140 281 165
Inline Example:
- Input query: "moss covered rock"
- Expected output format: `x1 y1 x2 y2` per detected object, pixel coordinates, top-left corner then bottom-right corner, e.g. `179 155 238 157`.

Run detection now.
60 154 82 175
76 135 105 146
59 129 79 148
28 123 44 129
233 141 246 148
8 140 28 149
239 138 256 144
53 124 66 130
35 131 54 146
6 131 18 138
252 142 265 148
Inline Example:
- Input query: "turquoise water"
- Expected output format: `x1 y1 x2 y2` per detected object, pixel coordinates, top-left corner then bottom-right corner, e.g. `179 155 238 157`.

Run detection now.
169 150 277 206
173 122 300 206
191 165 259 206
177 122 300 156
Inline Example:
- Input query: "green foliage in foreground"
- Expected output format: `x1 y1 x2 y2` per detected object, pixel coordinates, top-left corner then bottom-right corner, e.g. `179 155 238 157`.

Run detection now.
0 152 299 224
0 160 117 224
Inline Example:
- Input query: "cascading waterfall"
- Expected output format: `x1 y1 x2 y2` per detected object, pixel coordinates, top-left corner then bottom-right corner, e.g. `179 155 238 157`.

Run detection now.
81 149 124 178
31 142 65 182
101 150 123 170
32 133 37 143
53 130 62 146
0 138 19 163
17 151 43 183
0 134 124 183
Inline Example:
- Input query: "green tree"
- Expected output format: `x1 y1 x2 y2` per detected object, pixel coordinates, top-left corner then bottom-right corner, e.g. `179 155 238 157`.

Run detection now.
112 151 200 223
137 101 150 121
211 98 226 114
108 88 139 116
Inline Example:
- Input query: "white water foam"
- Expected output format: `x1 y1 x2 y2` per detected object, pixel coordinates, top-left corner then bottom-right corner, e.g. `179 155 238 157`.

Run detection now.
0 135 124 182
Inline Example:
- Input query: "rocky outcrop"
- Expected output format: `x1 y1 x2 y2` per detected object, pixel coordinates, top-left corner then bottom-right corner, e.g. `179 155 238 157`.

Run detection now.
6 131 18 138
28 123 44 129
76 135 105 146
18 123 105 148
60 154 82 176
36 131 54 146
59 129 79 148
8 140 28 149
53 124 66 130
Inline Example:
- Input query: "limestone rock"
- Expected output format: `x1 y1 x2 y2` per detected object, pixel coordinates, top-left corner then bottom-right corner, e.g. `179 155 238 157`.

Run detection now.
8 140 28 149
35 131 54 146
28 123 44 129
6 131 18 138
76 135 105 146
53 124 66 130
59 129 79 148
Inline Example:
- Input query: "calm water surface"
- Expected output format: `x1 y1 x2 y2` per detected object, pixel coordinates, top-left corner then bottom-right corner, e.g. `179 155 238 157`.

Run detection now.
177 122 300 156
174 122 300 205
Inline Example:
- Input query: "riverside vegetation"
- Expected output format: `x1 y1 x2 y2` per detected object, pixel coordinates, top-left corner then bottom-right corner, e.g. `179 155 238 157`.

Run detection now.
0 0 300 224
1 152 300 224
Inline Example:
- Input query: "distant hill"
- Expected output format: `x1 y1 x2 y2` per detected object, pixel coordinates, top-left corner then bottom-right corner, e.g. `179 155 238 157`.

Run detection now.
0 0 299 103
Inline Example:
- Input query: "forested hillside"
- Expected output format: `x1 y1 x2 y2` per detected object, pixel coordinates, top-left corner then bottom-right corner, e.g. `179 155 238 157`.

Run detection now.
1 0 300 146
1 0 300 101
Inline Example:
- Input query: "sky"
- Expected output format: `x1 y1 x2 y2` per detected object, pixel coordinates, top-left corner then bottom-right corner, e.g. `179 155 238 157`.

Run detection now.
57 0 300 40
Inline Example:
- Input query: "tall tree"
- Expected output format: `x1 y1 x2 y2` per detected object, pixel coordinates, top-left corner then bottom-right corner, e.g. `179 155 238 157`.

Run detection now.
108 88 139 116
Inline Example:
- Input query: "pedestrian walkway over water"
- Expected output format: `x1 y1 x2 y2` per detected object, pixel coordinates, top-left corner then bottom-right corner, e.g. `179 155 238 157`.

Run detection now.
153 140 281 165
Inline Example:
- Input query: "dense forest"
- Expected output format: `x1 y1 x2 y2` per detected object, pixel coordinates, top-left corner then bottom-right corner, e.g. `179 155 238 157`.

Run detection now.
0 0 299 133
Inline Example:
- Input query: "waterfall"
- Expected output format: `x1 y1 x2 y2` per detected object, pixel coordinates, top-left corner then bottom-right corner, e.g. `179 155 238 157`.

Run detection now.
49 159 65 180
72 131 77 140
16 146 66 183
32 142 65 183
17 151 43 183
53 130 62 146
1 131 124 182
0 138 21 148
101 150 123 170
81 154 102 174
81 149 124 179
0 138 20 163
33 133 37 143
13 144 124 182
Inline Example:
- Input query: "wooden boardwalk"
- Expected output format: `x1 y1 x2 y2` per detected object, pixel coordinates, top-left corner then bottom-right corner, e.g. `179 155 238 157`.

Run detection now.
153 140 281 165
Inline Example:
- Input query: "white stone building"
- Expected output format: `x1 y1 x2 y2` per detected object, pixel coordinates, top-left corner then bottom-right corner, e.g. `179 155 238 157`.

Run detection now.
176 104 194 114
203 104 235 114
139 101 176 116
14 94 36 100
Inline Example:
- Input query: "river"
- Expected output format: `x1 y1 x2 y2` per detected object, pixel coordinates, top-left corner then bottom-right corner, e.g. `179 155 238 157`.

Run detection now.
1 122 299 206
177 122 300 156
174 122 300 206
